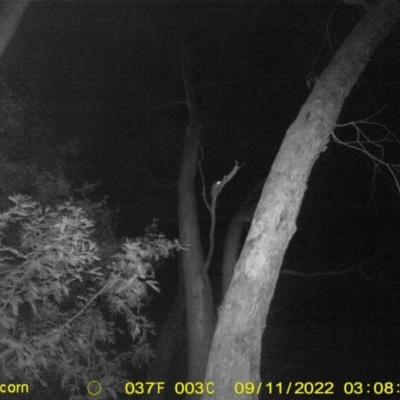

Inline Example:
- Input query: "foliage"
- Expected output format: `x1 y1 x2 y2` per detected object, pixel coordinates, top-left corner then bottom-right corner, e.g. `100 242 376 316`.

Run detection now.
71 182 117 249
0 195 183 399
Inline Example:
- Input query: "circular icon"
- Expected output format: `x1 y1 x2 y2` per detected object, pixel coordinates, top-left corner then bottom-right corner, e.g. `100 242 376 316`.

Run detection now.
87 380 102 396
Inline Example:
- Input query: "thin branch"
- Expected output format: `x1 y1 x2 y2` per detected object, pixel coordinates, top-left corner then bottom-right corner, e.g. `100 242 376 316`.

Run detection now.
281 248 386 278
333 114 400 196
197 140 211 211
282 248 397 315
205 161 242 272
357 264 397 316
141 167 176 190
43 279 115 339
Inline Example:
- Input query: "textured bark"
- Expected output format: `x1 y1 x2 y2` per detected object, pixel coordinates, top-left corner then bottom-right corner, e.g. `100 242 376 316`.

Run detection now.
202 3 400 398
0 0 31 60
221 204 255 301
177 39 215 384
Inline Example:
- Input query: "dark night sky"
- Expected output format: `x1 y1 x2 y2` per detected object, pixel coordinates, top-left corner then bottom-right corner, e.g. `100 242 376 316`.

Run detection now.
2 0 400 390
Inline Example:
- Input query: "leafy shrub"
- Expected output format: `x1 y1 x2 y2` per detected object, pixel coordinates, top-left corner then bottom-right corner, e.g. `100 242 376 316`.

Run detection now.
0 195 182 399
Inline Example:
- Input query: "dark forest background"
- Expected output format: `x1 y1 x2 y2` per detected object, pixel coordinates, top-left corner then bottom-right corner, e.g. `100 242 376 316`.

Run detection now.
1 1 400 397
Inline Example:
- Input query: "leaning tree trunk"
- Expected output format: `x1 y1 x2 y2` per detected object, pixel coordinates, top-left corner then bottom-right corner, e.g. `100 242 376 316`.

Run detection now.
177 38 215 384
202 3 400 398
221 203 255 301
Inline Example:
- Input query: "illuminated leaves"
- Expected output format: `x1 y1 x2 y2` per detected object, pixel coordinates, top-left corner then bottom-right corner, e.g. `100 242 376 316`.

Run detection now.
0 195 182 399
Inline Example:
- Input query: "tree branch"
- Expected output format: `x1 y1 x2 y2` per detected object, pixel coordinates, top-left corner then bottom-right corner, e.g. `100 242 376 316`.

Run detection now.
204 161 242 272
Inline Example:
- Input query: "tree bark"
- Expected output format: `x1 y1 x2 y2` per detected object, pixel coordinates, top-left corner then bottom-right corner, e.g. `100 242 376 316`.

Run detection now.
0 0 31 60
202 3 400 398
177 38 215 384
221 204 255 301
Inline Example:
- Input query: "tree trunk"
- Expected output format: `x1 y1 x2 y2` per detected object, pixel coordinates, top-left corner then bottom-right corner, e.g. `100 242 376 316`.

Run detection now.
221 204 255 301
0 0 31 60
202 3 400 398
177 38 215 384
144 278 186 400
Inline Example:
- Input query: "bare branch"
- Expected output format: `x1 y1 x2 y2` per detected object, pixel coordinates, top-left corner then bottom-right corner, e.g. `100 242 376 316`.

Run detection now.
197 140 211 211
334 114 400 196
282 248 397 315
205 161 242 272
141 167 176 190
281 248 386 278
